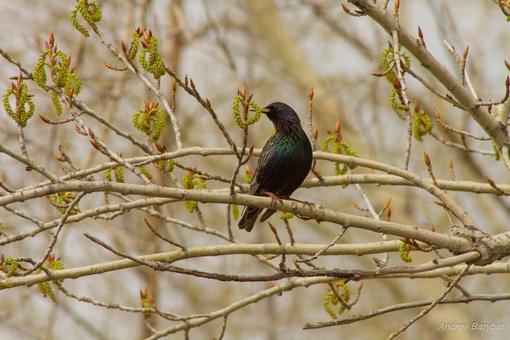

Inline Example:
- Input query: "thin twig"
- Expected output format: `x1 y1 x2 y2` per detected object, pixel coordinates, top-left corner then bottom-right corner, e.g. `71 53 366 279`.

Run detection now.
24 192 86 275
387 264 472 339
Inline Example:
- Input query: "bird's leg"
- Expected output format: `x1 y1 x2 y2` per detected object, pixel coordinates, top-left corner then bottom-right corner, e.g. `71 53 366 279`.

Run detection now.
286 197 315 209
261 191 284 207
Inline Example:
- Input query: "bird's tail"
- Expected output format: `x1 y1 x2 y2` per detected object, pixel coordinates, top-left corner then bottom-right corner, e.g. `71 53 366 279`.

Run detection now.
238 206 262 232
259 209 276 223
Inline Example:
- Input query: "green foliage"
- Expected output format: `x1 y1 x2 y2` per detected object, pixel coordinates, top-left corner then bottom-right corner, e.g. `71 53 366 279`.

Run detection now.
33 52 50 91
37 281 56 302
140 288 153 319
322 135 359 176
1 258 19 277
158 159 175 173
105 168 112 181
49 192 81 215
139 34 165 79
323 281 350 320
381 46 411 84
141 297 152 319
492 142 500 161
243 169 252 184
280 212 295 220
129 29 141 59
399 242 413 262
232 204 239 220
413 108 433 142
139 165 153 180
2 79 35 127
33 35 83 115
51 92 63 116
132 101 166 142
70 0 102 37
382 46 411 112
114 166 124 183
389 88 410 112
0 281 12 289
232 95 262 129
182 172 207 213
36 256 65 302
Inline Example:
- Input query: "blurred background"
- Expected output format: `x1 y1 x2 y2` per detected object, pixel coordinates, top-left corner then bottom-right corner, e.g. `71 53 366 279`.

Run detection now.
0 0 509 339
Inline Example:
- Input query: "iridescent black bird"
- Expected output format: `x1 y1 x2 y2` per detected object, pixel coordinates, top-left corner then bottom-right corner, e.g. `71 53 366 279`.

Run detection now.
238 102 313 232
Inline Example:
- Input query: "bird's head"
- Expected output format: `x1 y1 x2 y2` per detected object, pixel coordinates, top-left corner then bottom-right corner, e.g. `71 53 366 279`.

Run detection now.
262 102 301 126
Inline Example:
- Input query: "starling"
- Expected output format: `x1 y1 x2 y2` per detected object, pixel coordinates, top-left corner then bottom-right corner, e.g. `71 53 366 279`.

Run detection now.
238 102 313 232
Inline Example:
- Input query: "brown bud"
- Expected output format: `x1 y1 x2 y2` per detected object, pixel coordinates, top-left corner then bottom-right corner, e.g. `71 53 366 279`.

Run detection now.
143 29 150 42
140 40 149 49
75 124 87 135
371 72 386 77
423 152 431 167
414 101 420 112
17 72 22 88
68 86 75 100
49 32 54 47
89 139 100 150
246 93 254 105
87 127 95 139
418 26 427 48
121 40 127 54
433 108 440 121
268 222 277 234
155 142 165 153
140 287 148 299
505 60 510 72
335 121 341 134
341 4 351 14
384 197 392 209
463 45 470 60
309 87 314 99
486 176 498 189
448 160 454 171
313 127 318 140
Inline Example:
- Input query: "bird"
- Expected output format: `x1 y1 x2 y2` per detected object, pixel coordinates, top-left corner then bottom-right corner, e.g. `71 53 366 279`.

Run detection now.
238 102 313 232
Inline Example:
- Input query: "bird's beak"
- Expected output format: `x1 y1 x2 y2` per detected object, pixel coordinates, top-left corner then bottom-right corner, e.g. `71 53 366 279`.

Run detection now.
261 107 270 114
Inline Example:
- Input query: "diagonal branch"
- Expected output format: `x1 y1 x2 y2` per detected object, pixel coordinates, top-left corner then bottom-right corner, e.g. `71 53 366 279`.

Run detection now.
348 0 510 167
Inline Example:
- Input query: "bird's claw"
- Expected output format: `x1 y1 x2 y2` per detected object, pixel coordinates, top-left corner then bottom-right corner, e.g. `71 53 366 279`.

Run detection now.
262 191 284 207
289 198 315 209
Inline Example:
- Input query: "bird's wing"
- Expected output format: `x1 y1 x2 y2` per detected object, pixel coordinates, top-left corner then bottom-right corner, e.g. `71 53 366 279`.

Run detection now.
249 139 277 195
